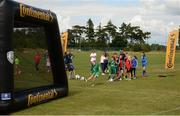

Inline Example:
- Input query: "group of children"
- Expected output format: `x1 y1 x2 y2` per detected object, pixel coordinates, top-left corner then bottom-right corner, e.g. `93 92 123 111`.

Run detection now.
88 50 148 84
63 49 148 87
14 50 51 76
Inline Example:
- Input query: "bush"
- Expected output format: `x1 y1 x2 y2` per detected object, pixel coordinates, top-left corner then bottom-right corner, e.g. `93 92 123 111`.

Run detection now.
130 43 151 52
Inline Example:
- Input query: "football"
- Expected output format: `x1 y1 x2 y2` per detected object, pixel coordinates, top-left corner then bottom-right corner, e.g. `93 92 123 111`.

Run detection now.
75 74 80 79
80 77 85 80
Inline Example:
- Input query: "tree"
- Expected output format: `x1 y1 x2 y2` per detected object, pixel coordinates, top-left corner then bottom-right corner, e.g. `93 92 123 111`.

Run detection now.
110 32 128 48
13 28 46 49
86 18 95 42
63 20 152 50
95 23 108 47
119 23 151 45
71 25 86 48
67 29 76 47
104 20 117 43
151 44 163 51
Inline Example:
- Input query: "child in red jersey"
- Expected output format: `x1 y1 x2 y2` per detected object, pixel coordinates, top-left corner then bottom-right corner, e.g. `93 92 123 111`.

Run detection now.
125 56 132 80
34 52 41 71
117 55 124 80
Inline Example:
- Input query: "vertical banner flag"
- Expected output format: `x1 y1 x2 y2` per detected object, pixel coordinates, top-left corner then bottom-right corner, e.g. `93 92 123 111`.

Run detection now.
165 30 179 69
60 32 68 53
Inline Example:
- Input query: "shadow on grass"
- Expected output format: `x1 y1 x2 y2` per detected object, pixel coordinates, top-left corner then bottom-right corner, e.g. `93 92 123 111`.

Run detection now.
95 82 104 86
68 90 82 97
158 74 175 78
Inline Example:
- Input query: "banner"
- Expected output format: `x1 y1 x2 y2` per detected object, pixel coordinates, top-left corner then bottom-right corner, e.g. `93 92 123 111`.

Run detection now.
60 32 68 53
165 30 179 69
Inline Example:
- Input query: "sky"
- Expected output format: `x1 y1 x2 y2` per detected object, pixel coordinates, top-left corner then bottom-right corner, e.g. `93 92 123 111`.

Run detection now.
15 0 180 45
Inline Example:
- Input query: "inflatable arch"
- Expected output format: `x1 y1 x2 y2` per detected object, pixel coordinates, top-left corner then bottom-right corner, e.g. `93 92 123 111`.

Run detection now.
0 0 68 113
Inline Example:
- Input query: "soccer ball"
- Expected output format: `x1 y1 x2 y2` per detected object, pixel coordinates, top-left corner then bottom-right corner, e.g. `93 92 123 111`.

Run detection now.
108 78 114 82
80 77 85 81
75 74 80 80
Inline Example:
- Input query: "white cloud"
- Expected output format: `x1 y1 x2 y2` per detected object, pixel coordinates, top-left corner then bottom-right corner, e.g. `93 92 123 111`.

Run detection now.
129 0 180 44
58 16 71 32
14 0 180 44
140 0 180 15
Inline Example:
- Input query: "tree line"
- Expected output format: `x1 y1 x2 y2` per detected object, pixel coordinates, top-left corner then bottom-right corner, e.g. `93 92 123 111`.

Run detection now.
13 28 47 49
12 20 180 52
67 18 151 51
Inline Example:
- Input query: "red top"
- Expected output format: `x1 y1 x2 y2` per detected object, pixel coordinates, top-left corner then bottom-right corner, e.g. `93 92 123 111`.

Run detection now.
34 54 41 63
125 59 131 70
119 59 123 69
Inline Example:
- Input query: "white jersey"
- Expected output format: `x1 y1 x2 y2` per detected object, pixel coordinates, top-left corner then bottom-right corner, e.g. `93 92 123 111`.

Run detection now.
90 52 97 62
100 55 105 63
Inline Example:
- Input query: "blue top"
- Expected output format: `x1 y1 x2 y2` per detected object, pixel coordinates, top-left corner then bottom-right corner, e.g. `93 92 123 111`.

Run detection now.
131 58 138 68
141 56 147 67
64 53 74 64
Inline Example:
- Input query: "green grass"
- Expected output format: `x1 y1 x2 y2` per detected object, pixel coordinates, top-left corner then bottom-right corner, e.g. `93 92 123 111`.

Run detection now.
11 50 180 115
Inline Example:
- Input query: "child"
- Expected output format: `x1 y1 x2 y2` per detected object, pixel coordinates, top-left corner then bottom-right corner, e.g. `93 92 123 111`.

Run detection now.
125 56 132 80
117 55 124 80
141 52 148 77
87 61 101 86
34 52 41 71
100 53 106 75
131 56 138 79
67 63 75 79
90 50 97 72
15 57 21 76
103 52 109 73
108 56 117 82
46 56 51 72
63 52 68 70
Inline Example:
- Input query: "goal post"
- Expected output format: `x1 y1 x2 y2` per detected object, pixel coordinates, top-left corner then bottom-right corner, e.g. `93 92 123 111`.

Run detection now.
0 0 68 113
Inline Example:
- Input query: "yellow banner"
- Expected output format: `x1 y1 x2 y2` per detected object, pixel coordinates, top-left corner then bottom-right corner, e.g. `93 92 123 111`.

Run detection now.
60 32 68 53
165 30 179 69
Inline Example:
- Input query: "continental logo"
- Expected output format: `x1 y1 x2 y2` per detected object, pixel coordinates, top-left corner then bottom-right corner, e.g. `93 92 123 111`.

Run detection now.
20 4 53 22
166 34 175 69
167 63 173 68
27 89 58 107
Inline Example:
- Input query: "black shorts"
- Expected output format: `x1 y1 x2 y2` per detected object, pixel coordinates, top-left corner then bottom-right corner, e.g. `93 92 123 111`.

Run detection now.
67 64 74 71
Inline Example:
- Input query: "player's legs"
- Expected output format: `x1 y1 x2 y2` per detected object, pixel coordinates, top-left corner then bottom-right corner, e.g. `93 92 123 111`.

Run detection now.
88 75 94 81
35 62 39 71
142 66 146 77
133 68 136 78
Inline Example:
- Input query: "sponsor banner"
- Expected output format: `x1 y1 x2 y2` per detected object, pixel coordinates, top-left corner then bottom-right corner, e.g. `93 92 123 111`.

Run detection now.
27 89 58 107
19 4 54 22
165 30 179 69
60 32 68 53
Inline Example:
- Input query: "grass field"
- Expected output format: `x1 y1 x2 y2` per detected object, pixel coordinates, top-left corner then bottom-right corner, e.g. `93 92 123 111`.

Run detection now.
11 50 180 115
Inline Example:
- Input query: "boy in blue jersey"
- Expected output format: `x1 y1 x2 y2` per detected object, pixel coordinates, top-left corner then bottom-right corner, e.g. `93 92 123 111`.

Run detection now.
131 56 138 79
141 52 147 77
